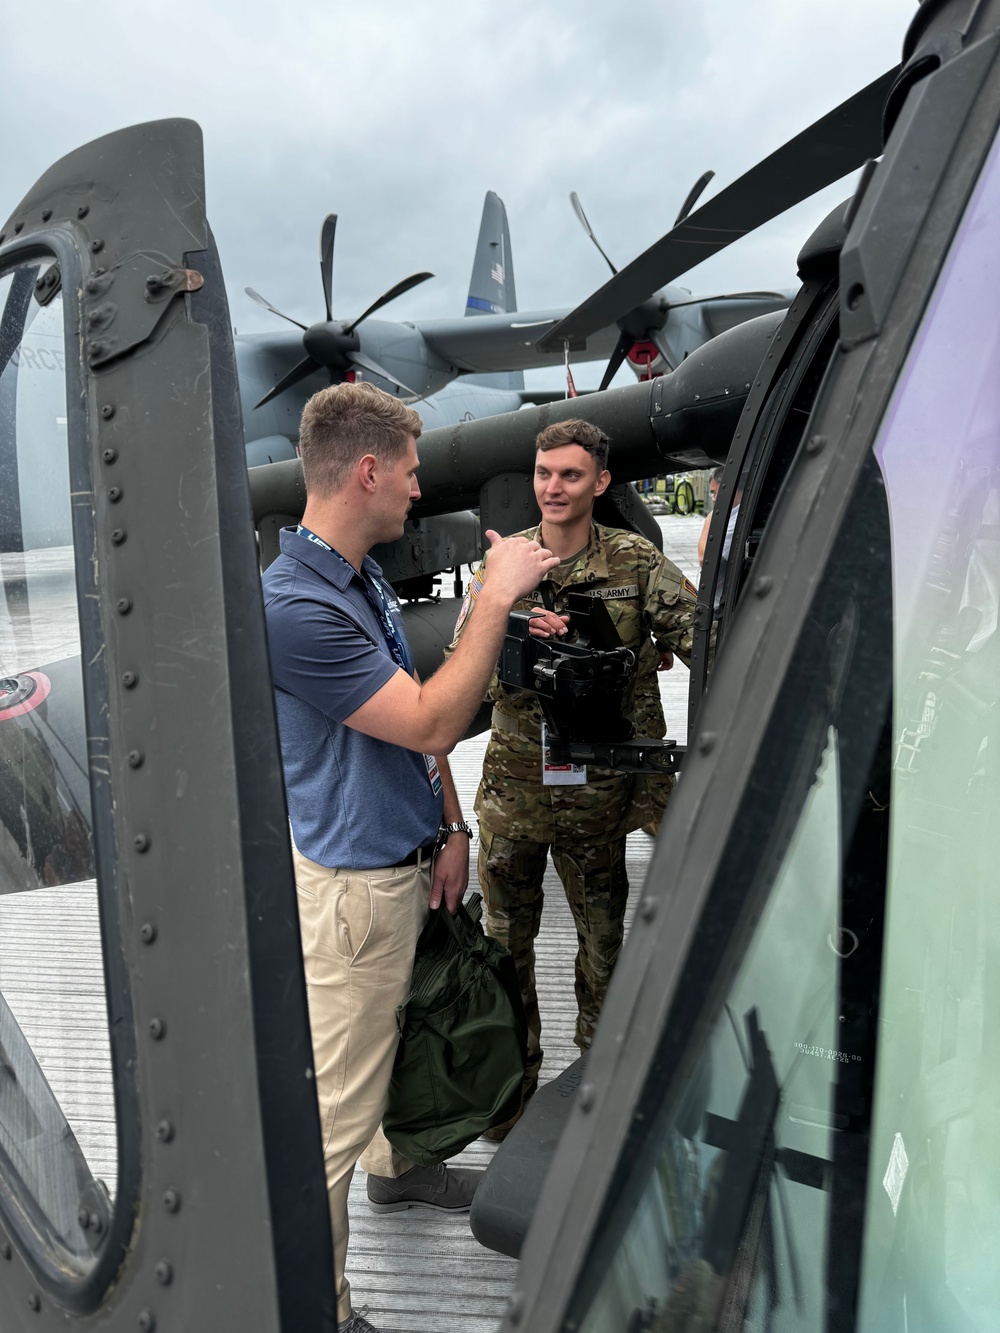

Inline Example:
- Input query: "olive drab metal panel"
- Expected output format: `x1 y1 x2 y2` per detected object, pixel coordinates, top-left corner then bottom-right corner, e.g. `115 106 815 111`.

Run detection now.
0 121 335 1331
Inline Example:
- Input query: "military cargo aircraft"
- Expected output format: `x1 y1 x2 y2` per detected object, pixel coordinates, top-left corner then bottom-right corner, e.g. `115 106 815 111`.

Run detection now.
1 0 997 1329
236 189 541 467
235 187 791 466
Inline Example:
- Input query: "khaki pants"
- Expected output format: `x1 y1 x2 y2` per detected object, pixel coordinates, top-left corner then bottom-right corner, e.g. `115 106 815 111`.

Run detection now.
294 847 431 1323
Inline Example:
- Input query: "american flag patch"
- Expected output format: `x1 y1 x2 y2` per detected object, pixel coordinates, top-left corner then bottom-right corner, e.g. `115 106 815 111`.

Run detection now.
454 563 487 633
683 577 698 598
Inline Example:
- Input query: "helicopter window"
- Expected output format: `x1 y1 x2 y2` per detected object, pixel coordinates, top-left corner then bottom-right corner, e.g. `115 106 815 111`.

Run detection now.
736 299 840 585
855 124 1000 1333
716 285 840 638
564 445 893 1332
0 262 116 1279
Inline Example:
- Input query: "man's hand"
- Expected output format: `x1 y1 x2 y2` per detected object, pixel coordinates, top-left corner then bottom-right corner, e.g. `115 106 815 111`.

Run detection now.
528 609 569 639
482 529 559 602
429 835 470 914
342 531 558 755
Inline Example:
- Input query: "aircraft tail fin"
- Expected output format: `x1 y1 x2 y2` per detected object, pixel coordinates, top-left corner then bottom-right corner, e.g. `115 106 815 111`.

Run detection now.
467 191 517 316
464 191 523 389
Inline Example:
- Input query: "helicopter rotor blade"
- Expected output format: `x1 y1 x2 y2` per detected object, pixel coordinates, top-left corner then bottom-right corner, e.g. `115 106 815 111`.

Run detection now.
253 356 323 409
344 272 434 335
320 214 337 323
538 66 898 350
666 289 789 309
244 286 309 331
349 350 423 400
673 170 716 227
569 192 618 275
597 334 630 392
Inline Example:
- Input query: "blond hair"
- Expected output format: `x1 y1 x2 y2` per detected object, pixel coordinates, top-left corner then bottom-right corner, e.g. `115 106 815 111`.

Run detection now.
298 382 422 496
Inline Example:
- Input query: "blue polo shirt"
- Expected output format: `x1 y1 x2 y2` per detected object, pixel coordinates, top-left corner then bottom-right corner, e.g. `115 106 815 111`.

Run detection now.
262 528 442 869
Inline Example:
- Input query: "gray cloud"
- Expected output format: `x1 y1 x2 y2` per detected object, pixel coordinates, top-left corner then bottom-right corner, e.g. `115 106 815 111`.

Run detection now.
3 0 917 387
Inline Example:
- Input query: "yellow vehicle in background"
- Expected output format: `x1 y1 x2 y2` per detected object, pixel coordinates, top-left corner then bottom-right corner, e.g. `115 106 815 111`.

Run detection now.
640 469 712 514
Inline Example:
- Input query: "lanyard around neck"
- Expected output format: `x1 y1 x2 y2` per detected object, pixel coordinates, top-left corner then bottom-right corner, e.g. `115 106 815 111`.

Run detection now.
297 525 411 673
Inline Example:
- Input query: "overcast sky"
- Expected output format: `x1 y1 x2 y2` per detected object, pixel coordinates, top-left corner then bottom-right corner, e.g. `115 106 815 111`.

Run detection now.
3 0 917 388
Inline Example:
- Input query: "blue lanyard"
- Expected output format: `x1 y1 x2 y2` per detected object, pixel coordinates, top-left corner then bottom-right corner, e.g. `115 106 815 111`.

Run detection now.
298 526 412 673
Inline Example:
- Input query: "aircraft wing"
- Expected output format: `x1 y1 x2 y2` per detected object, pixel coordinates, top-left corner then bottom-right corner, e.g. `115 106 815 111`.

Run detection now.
416 309 621 373
417 291 791 376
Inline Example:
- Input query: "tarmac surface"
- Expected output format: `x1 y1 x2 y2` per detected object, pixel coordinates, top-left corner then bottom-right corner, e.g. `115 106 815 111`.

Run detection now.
0 512 704 1333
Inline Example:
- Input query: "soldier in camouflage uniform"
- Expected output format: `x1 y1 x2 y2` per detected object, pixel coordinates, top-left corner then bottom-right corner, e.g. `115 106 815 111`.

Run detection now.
450 420 697 1136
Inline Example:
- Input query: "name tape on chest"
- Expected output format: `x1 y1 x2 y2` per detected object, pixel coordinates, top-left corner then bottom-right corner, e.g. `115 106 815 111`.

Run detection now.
523 584 639 605
580 584 639 601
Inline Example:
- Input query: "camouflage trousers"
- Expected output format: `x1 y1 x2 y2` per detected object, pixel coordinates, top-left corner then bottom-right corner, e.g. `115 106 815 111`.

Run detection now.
477 827 629 1088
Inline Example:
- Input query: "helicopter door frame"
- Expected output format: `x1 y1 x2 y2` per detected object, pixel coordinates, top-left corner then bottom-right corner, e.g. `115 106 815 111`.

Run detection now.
0 120 335 1332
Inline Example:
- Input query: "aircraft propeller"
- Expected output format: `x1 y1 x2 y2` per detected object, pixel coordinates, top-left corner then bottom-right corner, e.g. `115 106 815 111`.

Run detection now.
248 213 434 408
545 66 899 357
570 169 770 391
672 170 716 227
569 190 681 389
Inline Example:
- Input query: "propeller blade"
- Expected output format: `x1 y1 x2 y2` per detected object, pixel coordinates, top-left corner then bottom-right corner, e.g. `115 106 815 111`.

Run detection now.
345 272 434 334
650 330 675 373
569 192 618 275
244 286 308 331
538 66 899 350
349 350 423 399
673 170 716 226
320 214 337 323
598 334 630 392
254 356 323 409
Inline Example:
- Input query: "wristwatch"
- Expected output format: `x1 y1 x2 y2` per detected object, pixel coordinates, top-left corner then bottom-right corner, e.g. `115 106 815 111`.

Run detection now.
439 821 474 841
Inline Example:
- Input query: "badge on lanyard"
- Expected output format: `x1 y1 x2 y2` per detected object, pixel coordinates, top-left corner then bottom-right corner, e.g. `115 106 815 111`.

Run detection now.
541 722 587 786
424 753 443 796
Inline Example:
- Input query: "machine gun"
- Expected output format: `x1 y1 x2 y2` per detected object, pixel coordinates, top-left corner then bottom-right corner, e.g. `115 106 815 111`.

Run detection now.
497 592 685 777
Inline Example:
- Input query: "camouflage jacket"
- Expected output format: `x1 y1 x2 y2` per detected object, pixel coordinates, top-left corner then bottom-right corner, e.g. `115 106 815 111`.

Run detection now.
451 523 697 843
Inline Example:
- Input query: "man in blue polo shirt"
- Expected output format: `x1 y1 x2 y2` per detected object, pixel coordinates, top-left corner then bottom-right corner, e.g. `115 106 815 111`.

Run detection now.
263 381 559 1333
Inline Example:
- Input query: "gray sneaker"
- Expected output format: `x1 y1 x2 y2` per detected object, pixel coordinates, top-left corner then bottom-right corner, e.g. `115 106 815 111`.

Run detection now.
341 1307 378 1333
366 1161 484 1214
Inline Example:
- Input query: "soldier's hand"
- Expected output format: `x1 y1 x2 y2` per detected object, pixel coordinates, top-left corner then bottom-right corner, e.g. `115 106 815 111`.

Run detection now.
527 610 569 639
483 529 559 602
657 650 675 671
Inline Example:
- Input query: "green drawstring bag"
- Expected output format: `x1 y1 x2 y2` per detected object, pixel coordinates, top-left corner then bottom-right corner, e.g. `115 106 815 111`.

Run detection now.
383 893 527 1165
